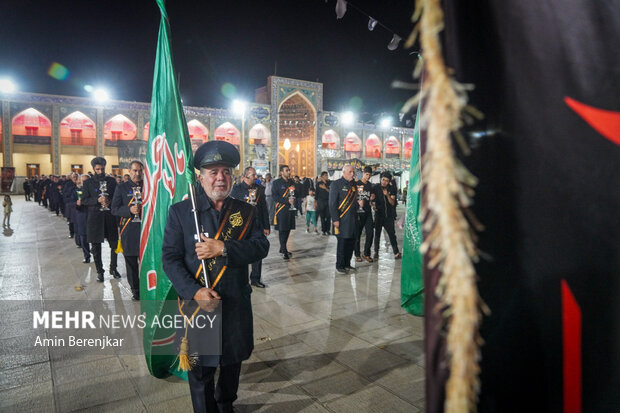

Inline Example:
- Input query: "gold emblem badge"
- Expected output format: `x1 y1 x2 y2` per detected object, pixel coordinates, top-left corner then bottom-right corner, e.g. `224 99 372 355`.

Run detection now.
229 211 243 227
213 153 222 161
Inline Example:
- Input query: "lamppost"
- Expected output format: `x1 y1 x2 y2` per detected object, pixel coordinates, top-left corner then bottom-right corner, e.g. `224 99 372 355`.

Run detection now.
232 99 247 170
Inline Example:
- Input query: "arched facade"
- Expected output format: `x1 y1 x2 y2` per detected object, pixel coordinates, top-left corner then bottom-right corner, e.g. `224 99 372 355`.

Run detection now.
188 119 209 153
321 129 340 149
344 132 362 159
104 114 137 145
60 111 96 146
12 108 52 145
278 92 316 177
249 124 271 145
404 137 414 160
365 134 382 159
214 122 241 146
385 135 401 158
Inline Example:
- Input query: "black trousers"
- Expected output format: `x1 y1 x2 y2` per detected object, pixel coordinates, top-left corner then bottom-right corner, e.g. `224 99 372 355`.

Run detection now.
250 260 262 283
125 255 140 297
336 237 355 270
278 230 290 253
354 212 374 257
188 363 242 413
91 240 118 274
316 201 330 233
374 214 399 254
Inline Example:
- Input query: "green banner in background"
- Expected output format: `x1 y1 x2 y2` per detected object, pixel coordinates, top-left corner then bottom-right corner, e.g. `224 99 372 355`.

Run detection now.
139 0 195 379
400 98 424 316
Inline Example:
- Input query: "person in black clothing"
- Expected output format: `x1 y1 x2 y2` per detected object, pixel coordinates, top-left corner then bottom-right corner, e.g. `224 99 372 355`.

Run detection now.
23 180 31 201
272 165 297 260
329 165 359 273
372 172 401 260
315 171 331 235
39 175 50 208
293 176 304 215
111 160 144 300
230 166 270 288
63 173 78 241
80 157 120 282
74 175 91 263
354 166 375 263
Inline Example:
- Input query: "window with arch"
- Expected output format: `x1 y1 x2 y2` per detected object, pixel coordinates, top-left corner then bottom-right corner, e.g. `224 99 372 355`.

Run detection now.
404 137 414 160
214 122 241 146
321 129 340 149
104 114 137 146
249 124 271 145
385 135 401 158
344 132 361 160
365 134 382 159
188 119 209 153
60 111 96 146
12 108 52 145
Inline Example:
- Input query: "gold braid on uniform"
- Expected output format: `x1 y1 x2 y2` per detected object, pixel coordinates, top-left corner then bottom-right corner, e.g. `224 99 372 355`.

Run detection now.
403 1 488 412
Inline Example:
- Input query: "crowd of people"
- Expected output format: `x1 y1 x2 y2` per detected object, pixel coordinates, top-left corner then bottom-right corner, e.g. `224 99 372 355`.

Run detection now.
11 141 405 412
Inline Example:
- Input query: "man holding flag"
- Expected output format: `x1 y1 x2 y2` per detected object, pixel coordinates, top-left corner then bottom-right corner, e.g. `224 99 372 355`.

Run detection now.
162 141 269 412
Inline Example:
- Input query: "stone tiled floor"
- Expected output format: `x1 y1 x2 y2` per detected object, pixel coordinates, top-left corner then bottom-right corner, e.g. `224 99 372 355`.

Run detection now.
0 198 424 412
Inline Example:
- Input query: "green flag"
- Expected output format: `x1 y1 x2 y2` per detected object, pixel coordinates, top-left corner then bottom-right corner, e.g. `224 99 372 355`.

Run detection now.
139 0 195 379
400 100 424 316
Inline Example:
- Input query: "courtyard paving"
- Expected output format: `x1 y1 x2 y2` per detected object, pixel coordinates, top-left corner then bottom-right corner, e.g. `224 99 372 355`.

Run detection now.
0 198 424 412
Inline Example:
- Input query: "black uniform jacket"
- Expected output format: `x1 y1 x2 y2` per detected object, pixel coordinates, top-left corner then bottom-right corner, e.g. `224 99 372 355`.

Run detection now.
111 180 142 257
81 175 118 243
230 181 270 231
162 186 269 365
62 180 77 223
328 177 359 239
272 177 296 231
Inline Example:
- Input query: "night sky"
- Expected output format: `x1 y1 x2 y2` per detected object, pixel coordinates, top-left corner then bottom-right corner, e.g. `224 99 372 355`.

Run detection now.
1 0 418 122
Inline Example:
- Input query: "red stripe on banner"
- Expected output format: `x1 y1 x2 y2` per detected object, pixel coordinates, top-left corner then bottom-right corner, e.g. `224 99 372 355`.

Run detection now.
152 332 176 346
564 97 620 145
561 279 582 413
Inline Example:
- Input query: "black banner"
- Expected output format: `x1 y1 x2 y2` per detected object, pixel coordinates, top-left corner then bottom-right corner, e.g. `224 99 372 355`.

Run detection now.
117 140 148 169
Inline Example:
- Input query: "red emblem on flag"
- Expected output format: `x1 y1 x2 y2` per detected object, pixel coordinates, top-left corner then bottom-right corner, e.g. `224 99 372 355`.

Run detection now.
147 270 157 291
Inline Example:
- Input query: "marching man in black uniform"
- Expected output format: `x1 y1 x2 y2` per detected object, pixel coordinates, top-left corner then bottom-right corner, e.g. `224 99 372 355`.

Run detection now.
162 141 269 413
329 164 359 274
372 171 402 260
354 166 375 263
230 166 270 288
111 160 144 300
80 157 120 282
272 164 297 260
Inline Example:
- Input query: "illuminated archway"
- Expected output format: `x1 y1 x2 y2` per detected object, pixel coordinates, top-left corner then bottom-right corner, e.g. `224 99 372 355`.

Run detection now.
249 124 271 145
278 92 316 177
214 122 241 146
104 114 137 144
188 119 209 153
404 137 414 160
385 135 401 158
60 111 96 146
365 134 382 159
143 122 150 141
12 108 52 145
344 132 361 159
321 129 340 149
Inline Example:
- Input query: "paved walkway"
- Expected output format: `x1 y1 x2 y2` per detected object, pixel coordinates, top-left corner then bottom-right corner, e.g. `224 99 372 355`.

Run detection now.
0 198 424 412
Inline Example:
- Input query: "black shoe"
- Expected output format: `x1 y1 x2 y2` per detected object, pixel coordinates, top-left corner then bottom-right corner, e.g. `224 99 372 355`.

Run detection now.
110 269 121 279
251 281 266 288
336 268 347 274
97 273 104 282
345 266 358 273
132 295 140 301
68 234 74 239
283 252 290 260
82 257 90 263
